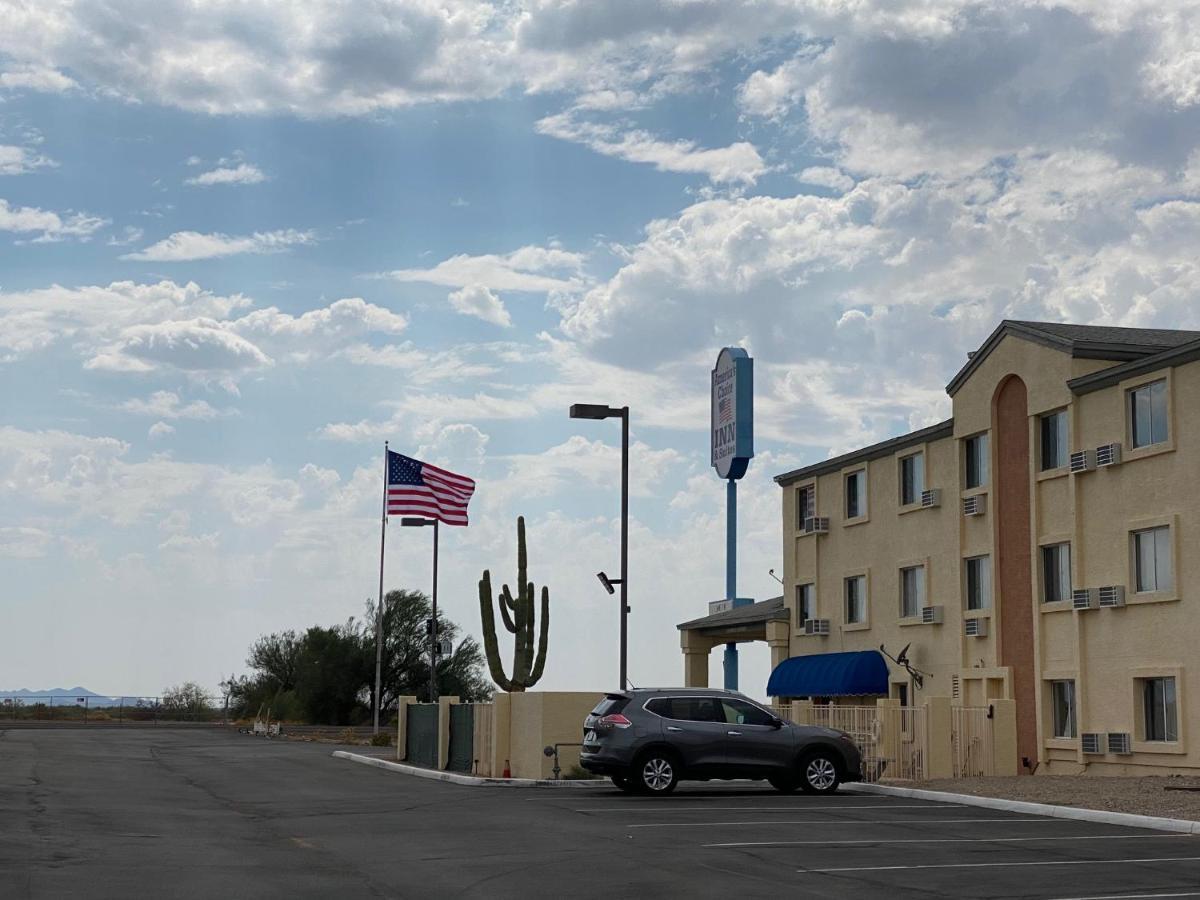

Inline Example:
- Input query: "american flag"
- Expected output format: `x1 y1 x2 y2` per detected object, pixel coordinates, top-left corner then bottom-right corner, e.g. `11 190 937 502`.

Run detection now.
386 450 475 526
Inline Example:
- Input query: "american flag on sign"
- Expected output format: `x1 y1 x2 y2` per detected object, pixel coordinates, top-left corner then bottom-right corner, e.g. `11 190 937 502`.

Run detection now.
386 451 475 526
718 395 733 424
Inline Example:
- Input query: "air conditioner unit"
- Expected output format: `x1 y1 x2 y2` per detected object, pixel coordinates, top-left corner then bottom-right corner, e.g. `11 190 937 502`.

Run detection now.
803 516 830 535
1081 733 1104 754
1096 442 1123 468
1108 732 1132 755
804 618 831 636
962 495 987 517
921 606 944 625
1072 588 1098 611
920 489 941 509
964 618 988 638
1098 585 1126 608
1070 449 1095 473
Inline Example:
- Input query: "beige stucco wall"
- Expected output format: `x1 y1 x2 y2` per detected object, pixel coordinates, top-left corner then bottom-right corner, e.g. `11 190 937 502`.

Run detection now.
506 691 602 779
780 331 1200 774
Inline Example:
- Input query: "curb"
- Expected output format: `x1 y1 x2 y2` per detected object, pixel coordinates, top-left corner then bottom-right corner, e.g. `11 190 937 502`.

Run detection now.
331 751 609 788
849 782 1200 834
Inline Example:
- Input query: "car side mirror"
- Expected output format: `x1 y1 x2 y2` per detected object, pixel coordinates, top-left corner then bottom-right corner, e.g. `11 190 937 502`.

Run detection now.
770 716 784 729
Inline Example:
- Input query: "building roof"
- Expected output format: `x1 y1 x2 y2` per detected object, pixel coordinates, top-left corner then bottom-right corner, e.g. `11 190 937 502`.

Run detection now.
677 595 787 631
946 320 1200 396
774 419 954 486
1068 336 1200 395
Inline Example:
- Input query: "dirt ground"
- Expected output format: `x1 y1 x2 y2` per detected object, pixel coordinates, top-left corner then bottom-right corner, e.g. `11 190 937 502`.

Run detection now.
916 775 1200 820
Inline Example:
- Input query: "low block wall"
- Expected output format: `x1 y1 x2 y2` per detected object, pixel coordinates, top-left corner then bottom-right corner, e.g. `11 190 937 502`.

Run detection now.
506 691 602 780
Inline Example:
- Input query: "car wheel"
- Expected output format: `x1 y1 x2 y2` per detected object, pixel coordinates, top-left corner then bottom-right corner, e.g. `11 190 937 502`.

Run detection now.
611 775 636 793
767 775 799 794
799 750 842 795
634 750 679 794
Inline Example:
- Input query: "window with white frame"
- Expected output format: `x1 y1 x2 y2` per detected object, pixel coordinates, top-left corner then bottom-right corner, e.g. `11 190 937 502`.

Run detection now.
1133 526 1173 593
1041 543 1071 603
844 575 867 624
796 484 815 531
1039 410 1068 471
965 555 991 610
845 469 867 519
1129 379 1168 449
964 433 989 489
796 583 815 624
1050 680 1077 738
900 452 924 506
900 565 925 618
1141 676 1178 742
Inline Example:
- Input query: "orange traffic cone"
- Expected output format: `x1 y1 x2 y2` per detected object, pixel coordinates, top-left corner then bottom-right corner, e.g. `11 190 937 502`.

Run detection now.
502 759 511 778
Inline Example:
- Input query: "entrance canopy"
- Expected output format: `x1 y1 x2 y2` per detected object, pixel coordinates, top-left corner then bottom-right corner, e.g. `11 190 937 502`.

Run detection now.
767 650 889 698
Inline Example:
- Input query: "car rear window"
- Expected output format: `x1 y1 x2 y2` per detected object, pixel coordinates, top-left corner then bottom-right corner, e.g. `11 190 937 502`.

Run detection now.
590 695 629 716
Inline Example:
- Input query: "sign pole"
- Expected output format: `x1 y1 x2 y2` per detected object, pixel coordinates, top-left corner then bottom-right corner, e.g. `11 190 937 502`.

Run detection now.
724 477 738 691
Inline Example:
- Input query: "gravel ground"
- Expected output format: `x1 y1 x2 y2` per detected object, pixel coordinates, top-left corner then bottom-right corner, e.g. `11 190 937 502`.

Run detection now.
916 775 1200 820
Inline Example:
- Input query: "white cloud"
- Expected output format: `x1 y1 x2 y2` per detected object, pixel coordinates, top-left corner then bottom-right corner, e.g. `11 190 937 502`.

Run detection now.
379 244 586 293
121 229 314 262
0 65 76 93
185 163 268 186
0 145 55 176
0 198 107 243
148 421 175 440
448 284 511 327
0 526 52 558
796 166 855 192
121 391 226 421
535 113 768 184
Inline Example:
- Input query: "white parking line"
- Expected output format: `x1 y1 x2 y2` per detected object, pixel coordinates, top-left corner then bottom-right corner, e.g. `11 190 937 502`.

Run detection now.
1049 893 1200 900
578 803 964 813
706 833 1192 848
802 856 1200 874
629 816 1057 828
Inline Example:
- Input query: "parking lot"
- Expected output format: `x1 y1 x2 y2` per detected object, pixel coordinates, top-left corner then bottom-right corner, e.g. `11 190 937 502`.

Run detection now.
3 728 1199 899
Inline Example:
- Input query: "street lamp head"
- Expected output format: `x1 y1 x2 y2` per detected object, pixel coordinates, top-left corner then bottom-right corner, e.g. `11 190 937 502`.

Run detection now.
570 403 619 420
400 517 434 527
597 571 616 595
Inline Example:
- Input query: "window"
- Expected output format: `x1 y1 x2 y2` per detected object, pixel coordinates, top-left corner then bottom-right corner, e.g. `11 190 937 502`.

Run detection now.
657 697 717 722
1142 677 1178 742
965 556 992 610
589 695 629 717
1051 680 1077 738
720 698 775 727
845 469 867 519
1129 379 1168 448
964 433 989 489
796 583 815 623
1133 526 1173 593
1039 410 1068 471
845 575 867 624
895 683 908 708
1041 543 1071 603
796 484 815 530
900 452 924 506
900 565 925 618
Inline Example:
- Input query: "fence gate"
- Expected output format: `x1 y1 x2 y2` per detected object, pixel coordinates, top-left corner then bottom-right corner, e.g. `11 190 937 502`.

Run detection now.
810 705 928 782
952 706 995 777
405 703 438 769
447 704 475 773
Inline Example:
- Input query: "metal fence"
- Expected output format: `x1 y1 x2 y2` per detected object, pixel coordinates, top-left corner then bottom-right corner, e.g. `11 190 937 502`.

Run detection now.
952 705 996 778
0 695 228 724
809 705 929 782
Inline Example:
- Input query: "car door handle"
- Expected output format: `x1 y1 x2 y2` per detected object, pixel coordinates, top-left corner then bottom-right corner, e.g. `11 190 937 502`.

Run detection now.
666 726 683 732
727 730 742 736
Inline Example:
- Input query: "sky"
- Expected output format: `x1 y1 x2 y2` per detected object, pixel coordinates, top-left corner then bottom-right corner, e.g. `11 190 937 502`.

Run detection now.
4 0 1200 700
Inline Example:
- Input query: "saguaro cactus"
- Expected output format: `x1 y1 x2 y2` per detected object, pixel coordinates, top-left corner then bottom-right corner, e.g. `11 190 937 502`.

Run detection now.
478 516 549 692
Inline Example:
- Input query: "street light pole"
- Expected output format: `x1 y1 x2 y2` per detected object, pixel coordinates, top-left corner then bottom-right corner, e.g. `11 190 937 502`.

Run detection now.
619 406 629 691
569 403 631 690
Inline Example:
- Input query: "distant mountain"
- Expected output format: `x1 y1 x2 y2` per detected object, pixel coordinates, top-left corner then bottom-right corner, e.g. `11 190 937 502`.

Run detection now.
0 687 124 704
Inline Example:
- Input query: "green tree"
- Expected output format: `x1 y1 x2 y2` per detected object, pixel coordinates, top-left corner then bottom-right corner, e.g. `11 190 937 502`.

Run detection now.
293 623 372 725
368 590 493 712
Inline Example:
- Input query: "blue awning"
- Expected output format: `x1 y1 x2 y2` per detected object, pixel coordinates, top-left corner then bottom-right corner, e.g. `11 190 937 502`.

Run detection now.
767 650 889 698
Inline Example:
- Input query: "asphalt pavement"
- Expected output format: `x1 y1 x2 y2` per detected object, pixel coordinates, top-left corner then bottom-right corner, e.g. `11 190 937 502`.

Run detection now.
3 727 1199 899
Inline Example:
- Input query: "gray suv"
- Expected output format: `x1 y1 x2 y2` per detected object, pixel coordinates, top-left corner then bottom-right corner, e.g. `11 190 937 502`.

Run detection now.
579 688 862 795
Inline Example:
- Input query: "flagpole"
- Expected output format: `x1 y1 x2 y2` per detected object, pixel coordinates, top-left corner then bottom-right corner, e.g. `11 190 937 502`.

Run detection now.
429 519 439 704
373 440 388 735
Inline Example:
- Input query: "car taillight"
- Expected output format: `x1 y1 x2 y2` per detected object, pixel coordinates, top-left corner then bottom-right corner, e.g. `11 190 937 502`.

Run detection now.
598 713 631 730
